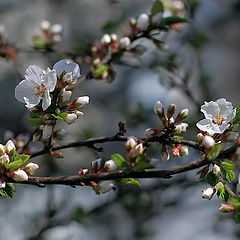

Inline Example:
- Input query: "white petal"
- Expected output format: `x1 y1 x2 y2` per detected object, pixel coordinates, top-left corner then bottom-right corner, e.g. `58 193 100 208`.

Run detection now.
201 101 219 120
24 65 43 83
15 79 36 103
42 91 51 111
53 59 81 80
24 95 41 109
42 70 57 92
196 119 215 135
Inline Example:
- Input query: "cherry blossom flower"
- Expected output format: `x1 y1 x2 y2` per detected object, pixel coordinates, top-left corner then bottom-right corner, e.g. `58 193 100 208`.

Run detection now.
196 98 236 135
15 65 57 111
53 59 80 82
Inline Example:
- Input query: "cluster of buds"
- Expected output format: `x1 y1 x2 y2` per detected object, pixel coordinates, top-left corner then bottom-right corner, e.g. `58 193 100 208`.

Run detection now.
32 20 63 49
0 140 39 188
171 145 189 157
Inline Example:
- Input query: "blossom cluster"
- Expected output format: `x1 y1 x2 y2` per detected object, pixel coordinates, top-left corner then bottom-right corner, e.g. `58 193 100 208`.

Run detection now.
15 59 89 140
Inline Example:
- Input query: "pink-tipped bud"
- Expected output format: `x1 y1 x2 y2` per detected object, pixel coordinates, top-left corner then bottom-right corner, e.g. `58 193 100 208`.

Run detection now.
25 162 39 175
202 135 215 149
175 109 189 123
219 204 234 213
5 140 16 156
125 137 137 150
161 149 170 163
0 153 10 165
136 13 150 31
64 113 77 124
180 123 188 133
8 169 28 182
202 187 216 200
119 37 131 49
212 164 221 176
172 146 180 157
179 146 189 156
79 168 89 175
101 34 111 45
196 133 204 143
99 181 115 193
167 104 176 119
104 160 118 171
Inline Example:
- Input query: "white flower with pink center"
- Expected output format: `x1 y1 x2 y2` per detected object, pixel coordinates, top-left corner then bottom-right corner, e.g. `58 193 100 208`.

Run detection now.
196 98 236 135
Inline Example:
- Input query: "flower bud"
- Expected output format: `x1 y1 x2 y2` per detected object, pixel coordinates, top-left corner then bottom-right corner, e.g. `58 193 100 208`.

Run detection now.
196 133 204 143
202 187 216 200
42 125 53 139
135 143 144 154
91 158 102 171
180 123 188 133
167 104 176 119
174 125 182 134
144 128 160 138
73 110 83 117
110 33 118 42
104 160 118 171
40 20 50 30
0 178 5 189
8 169 28 182
24 162 39 175
179 146 189 156
175 109 189 123
5 140 16 155
70 96 89 108
64 113 77 124
202 135 215 149
0 153 10 165
161 149 170 163
52 34 62 43
99 181 115 193
125 137 137 150
59 88 72 103
136 13 150 31
172 146 180 157
51 23 63 34
154 101 164 116
79 168 89 175
219 204 234 213
0 144 5 155
212 164 221 176
101 34 111 45
119 37 131 49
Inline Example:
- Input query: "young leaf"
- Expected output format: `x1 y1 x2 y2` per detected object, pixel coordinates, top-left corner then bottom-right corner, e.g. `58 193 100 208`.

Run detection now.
208 144 222 161
0 183 16 199
221 169 235 183
231 105 240 125
27 118 45 126
217 189 229 202
10 151 20 162
52 112 68 120
151 0 164 16
6 154 30 171
161 16 187 26
134 154 152 171
206 171 220 186
94 64 108 76
234 209 240 224
230 197 240 208
111 154 127 168
116 178 141 186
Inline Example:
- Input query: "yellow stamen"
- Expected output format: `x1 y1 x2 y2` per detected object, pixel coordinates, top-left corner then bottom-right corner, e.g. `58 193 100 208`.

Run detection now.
213 112 224 125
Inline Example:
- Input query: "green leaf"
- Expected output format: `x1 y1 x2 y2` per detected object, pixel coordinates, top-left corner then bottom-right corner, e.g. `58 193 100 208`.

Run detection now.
27 118 45 126
0 183 16 199
206 171 220 186
221 161 235 171
133 154 152 171
208 144 222 161
94 64 108 76
10 151 20 163
161 16 188 26
151 0 164 16
217 189 229 202
33 36 46 49
52 112 68 120
230 197 240 208
6 154 30 171
221 168 235 183
111 154 127 168
116 178 141 186
231 105 240 125
234 209 240 224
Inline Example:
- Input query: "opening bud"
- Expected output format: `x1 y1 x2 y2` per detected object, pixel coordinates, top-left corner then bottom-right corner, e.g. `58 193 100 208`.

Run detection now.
25 162 39 175
69 96 89 108
119 37 131 49
98 181 116 193
136 13 150 31
0 153 10 165
174 125 182 134
0 144 5 156
8 169 28 182
104 160 118 171
179 146 189 156
125 137 137 150
59 88 72 104
64 113 77 124
91 158 102 171
202 135 215 149
196 133 204 143
180 123 188 133
202 187 216 200
175 109 189 123
212 164 221 176
101 34 111 45
172 146 180 157
219 204 234 213
5 140 16 156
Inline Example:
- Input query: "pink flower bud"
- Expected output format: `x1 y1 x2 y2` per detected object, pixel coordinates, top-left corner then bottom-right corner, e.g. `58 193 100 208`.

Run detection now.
104 160 118 171
99 181 115 193
136 13 150 31
0 153 10 165
202 187 216 200
202 136 215 149
119 37 131 49
8 169 28 182
172 146 180 157
101 34 111 45
212 164 221 176
64 113 77 124
179 146 189 156
79 168 89 175
196 133 204 143
25 162 39 175
219 204 234 213
125 137 137 150
5 140 16 155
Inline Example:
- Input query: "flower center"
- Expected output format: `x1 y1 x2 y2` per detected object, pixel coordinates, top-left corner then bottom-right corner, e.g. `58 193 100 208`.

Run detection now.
213 112 224 125
34 84 46 97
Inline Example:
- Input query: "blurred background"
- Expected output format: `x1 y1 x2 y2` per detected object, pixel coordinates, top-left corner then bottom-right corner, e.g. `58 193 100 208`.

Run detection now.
0 0 239 239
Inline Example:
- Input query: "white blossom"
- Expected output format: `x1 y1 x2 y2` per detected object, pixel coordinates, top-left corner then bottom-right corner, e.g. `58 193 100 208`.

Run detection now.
8 169 28 182
101 34 111 45
0 153 10 165
202 187 215 200
119 37 131 49
25 162 39 175
15 65 57 111
40 20 50 30
64 113 77 124
53 59 81 82
99 181 115 193
51 24 63 34
104 160 118 171
202 135 215 149
136 13 150 31
196 98 236 135
5 140 16 155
